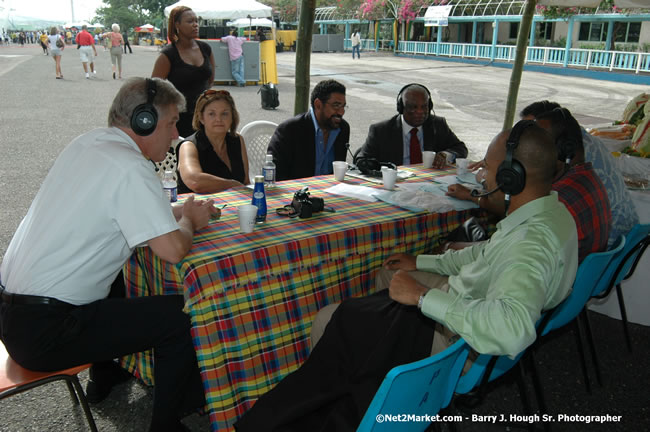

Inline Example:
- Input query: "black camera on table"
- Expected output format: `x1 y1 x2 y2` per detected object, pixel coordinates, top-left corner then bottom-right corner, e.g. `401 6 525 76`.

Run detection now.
291 187 325 218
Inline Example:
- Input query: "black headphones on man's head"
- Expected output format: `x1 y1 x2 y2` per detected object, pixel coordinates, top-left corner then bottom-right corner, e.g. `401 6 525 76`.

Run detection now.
131 78 159 136
496 119 536 197
396 83 433 114
552 107 578 164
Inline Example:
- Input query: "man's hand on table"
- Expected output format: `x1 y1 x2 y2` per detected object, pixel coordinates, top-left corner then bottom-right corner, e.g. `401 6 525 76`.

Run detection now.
432 152 447 169
389 270 429 306
182 195 220 230
383 253 417 271
446 183 473 201
468 159 485 171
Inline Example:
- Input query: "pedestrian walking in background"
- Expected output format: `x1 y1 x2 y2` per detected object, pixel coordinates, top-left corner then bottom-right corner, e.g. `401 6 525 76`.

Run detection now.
75 24 97 79
123 31 132 54
109 24 124 79
221 30 246 87
48 27 64 79
351 31 361 59
39 31 48 55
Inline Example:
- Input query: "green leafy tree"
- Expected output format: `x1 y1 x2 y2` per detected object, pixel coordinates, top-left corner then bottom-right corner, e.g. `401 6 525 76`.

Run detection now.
266 0 300 22
269 0 362 23
93 0 175 33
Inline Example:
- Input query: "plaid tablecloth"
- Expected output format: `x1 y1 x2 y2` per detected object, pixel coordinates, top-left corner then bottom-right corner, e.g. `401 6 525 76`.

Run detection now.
122 166 476 431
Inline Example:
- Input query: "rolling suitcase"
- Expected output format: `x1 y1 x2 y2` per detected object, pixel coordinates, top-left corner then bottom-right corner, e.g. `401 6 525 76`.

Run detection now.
258 61 279 110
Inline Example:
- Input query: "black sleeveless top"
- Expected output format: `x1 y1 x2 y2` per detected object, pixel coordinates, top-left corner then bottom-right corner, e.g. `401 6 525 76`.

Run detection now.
161 40 212 138
177 130 246 194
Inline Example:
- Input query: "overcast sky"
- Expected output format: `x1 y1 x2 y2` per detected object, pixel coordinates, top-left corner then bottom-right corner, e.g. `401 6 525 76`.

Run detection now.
4 0 105 23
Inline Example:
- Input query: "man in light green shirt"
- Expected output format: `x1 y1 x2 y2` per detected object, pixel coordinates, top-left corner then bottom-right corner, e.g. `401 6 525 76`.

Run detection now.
235 123 579 431
387 123 579 357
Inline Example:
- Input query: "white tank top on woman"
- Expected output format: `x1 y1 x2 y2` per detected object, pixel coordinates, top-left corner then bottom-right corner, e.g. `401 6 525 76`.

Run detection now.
48 34 61 48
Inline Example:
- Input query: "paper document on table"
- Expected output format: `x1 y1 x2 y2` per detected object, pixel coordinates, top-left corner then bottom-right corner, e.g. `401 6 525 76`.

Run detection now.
392 182 432 192
433 173 480 187
323 183 379 202
431 174 459 185
373 190 455 213
455 172 482 186
419 184 479 210
373 182 479 212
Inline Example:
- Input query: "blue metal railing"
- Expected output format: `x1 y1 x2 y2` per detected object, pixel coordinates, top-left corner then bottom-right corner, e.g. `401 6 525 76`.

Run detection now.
344 38 393 51
395 41 650 74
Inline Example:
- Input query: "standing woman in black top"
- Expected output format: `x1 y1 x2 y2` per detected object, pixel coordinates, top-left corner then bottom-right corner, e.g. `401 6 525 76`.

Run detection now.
177 89 250 194
152 6 215 138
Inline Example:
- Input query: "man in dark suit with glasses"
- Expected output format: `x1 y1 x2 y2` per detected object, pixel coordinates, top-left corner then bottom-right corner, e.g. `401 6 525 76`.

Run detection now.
268 79 350 181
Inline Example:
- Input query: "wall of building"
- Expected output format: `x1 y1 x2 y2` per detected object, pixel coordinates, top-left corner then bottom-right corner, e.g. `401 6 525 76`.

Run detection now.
639 21 650 46
498 22 514 43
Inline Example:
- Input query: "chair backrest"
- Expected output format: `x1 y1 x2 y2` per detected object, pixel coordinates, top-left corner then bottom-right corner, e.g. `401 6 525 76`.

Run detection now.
454 350 522 396
239 120 278 183
540 237 625 337
153 137 184 181
357 339 469 432
592 224 650 298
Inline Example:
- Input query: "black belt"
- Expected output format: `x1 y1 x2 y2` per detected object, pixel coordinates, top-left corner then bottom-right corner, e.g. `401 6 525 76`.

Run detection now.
0 290 72 307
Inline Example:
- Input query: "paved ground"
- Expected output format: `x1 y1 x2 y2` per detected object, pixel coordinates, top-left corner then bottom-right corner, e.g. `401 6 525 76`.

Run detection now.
0 43 648 431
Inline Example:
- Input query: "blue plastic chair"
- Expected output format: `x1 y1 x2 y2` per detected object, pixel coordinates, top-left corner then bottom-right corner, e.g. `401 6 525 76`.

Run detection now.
357 339 469 432
538 236 624 338
454 240 626 429
452 335 537 432
591 223 650 351
531 237 625 398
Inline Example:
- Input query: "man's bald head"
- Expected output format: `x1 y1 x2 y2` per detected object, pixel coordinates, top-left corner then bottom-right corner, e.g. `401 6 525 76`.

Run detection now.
510 123 557 187
486 123 557 192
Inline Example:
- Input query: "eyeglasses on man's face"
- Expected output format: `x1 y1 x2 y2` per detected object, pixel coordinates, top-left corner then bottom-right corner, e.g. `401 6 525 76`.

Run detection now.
325 101 347 111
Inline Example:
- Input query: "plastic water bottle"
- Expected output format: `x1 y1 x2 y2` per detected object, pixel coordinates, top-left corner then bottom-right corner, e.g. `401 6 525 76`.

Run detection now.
262 154 276 188
162 170 177 202
252 175 267 222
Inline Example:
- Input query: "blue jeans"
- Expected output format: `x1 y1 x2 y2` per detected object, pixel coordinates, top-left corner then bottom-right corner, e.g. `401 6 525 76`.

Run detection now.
231 55 245 85
352 45 360 59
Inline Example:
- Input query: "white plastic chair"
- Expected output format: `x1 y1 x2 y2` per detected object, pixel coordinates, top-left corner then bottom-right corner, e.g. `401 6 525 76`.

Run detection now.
153 137 184 181
239 121 278 183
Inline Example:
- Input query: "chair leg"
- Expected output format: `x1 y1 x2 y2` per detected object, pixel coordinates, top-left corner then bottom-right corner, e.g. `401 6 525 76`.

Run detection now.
580 309 602 386
572 320 591 394
526 350 550 432
615 284 632 352
70 375 99 432
65 379 80 404
514 362 538 432
515 362 532 415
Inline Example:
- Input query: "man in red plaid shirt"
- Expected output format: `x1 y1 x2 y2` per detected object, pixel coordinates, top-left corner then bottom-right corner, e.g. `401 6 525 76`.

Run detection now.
447 106 611 263
536 108 611 262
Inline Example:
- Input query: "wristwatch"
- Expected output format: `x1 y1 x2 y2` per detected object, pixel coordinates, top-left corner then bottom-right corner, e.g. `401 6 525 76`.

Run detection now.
417 291 430 310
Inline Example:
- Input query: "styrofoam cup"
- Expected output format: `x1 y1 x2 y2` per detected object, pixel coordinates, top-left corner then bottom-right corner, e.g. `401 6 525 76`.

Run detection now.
332 161 348 181
422 151 435 168
238 204 258 233
382 168 397 190
456 158 469 175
